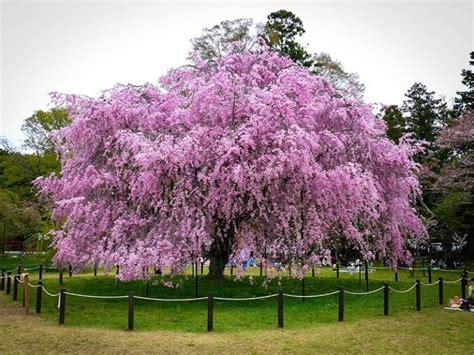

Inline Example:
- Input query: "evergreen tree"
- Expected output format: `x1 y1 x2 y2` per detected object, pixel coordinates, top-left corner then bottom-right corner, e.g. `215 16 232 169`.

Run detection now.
382 105 406 143
453 51 474 116
401 83 448 143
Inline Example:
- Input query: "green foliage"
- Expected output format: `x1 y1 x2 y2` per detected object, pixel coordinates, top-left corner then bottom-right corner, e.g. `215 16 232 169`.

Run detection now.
453 51 474 116
382 105 406 143
402 83 448 143
22 108 70 153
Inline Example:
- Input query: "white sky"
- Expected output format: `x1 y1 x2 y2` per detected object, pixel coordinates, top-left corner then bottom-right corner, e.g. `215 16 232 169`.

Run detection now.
1 0 473 145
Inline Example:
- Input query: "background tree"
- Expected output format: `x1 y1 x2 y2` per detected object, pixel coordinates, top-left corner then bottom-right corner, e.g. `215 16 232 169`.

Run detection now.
453 51 474 116
381 105 406 143
401 83 448 144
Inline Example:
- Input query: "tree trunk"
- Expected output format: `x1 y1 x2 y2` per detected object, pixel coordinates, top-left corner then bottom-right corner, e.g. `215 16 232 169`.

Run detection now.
207 222 234 280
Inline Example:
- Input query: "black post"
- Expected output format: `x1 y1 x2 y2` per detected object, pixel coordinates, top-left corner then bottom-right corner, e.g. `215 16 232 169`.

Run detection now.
128 291 134 331
278 290 283 328
301 277 305 303
464 268 468 279
230 264 233 276
145 281 149 297
59 266 63 285
461 276 466 299
191 262 194 277
207 293 213 332
59 289 66 324
1 269 4 291
384 283 389 316
36 281 43 314
93 264 97 277
13 274 18 301
338 287 344 322
6 272 11 295
68 264 72 277
260 263 263 277
416 280 421 311
395 271 398 283
438 277 444 305
116 265 119 289
39 265 43 281
201 262 204 275
195 263 199 298
17 265 21 275
422 259 425 277
358 265 362 285
312 266 315 278
336 263 339 279
365 261 369 292
428 266 432 284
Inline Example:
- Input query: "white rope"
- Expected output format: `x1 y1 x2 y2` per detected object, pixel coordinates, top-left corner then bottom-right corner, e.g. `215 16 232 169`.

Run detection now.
443 278 463 284
345 286 385 295
28 282 40 288
15 277 24 284
389 283 418 294
23 266 40 271
214 294 278 301
64 291 128 299
134 295 208 302
420 280 440 286
283 290 339 298
42 286 60 297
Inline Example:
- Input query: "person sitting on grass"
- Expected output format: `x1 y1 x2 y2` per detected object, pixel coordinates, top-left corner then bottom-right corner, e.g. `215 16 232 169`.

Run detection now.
449 296 462 308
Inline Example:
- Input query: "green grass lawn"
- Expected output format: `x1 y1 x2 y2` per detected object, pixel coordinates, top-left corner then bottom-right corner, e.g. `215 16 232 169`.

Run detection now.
1 257 469 333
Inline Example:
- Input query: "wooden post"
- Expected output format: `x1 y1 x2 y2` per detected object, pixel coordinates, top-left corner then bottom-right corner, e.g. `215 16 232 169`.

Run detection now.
36 281 43 314
195 264 199 298
277 290 283 328
438 277 443 305
13 274 18 301
428 266 432 284
128 291 134 331
338 287 344 322
383 283 389 316
6 272 11 295
312 266 315 278
116 265 119 289
416 280 421 311
365 261 369 292
59 289 66 324
68 264 72 277
1 269 4 291
336 263 339 279
207 293 213 332
395 271 398 282
461 275 466 299
38 265 43 281
301 277 305 303
59 266 63 285
23 274 29 315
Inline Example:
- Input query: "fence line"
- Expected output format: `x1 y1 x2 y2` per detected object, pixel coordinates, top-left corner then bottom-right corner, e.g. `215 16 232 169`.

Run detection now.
389 283 418 294
345 286 385 295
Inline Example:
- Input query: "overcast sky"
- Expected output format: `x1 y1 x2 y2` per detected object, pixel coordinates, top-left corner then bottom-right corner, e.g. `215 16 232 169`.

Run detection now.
1 0 472 145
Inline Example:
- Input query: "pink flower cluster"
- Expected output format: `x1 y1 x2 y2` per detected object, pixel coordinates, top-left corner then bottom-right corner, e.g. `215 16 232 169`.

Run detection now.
36 48 426 280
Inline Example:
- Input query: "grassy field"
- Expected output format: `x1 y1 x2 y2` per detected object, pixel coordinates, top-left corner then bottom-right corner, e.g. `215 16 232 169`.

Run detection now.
1 256 473 353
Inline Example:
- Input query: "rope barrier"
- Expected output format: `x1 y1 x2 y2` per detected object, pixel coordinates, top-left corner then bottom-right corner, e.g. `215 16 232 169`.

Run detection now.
443 278 463 284
389 283 418 294
15 277 24 284
214 294 278 301
64 291 129 299
345 286 385 295
283 290 339 298
42 286 60 297
28 282 40 288
134 295 208 302
420 280 440 286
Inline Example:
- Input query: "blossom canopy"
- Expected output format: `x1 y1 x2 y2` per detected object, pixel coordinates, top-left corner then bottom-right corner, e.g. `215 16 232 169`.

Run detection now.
36 48 426 280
